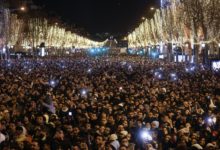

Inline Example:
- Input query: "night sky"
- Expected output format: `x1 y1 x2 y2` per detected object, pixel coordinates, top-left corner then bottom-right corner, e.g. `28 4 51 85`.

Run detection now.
33 0 159 40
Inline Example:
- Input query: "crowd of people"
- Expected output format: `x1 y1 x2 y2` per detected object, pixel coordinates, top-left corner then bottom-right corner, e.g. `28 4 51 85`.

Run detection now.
0 55 220 150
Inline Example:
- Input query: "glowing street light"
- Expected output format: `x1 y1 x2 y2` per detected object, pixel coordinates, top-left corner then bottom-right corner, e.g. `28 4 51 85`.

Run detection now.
20 6 25 11
87 68 92 73
218 43 220 59
150 7 155 10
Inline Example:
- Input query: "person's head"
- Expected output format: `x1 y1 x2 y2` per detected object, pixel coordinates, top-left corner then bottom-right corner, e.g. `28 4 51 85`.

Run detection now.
54 128 64 140
128 111 134 118
16 126 23 135
83 123 91 131
72 145 80 150
98 125 105 134
42 143 51 150
121 137 129 147
23 116 30 124
108 116 115 124
151 121 159 129
199 138 206 146
95 135 104 146
137 112 143 119
191 138 197 145
101 118 107 125
73 127 80 136
65 124 73 133
122 120 128 128
9 122 16 132
148 112 153 118
36 115 44 125
117 125 124 132
31 141 40 150
80 142 88 150
90 113 97 120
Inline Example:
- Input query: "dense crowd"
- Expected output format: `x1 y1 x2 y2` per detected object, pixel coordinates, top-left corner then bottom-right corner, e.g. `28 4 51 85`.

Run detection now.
0 56 220 150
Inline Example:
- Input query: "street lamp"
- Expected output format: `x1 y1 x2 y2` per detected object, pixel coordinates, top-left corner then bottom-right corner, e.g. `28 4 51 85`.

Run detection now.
201 43 208 64
150 7 155 10
20 7 25 11
218 43 220 59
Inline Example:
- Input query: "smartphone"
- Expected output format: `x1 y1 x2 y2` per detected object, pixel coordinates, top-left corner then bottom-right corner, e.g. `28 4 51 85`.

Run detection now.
68 112 72 116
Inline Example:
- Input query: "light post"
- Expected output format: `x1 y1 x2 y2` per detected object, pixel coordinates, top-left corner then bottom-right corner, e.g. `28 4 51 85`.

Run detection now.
201 43 207 65
173 44 177 62
150 7 155 10
218 43 220 59
184 43 189 62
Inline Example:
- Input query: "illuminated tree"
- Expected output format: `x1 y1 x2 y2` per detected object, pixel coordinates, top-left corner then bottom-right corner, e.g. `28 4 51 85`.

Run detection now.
8 14 24 47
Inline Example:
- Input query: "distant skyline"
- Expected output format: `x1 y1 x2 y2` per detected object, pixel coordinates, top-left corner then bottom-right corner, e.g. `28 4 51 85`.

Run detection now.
33 0 159 40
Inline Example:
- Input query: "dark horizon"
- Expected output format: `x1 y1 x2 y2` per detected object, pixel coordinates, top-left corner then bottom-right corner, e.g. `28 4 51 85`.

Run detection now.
33 0 159 41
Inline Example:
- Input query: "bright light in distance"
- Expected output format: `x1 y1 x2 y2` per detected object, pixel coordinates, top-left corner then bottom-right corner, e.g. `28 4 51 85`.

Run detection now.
190 66 195 71
7 63 11 67
212 61 220 70
170 73 176 77
41 48 45 57
152 52 157 57
90 49 95 53
119 87 123 90
218 43 220 48
141 131 152 141
49 80 56 87
158 74 162 79
87 68 92 73
201 43 206 48
207 117 217 124
68 112 72 116
208 118 212 123
170 73 177 81
61 65 66 69
154 72 159 76
3 47 6 53
81 89 87 95
154 72 162 79
20 6 25 11
150 7 155 10
201 65 205 70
